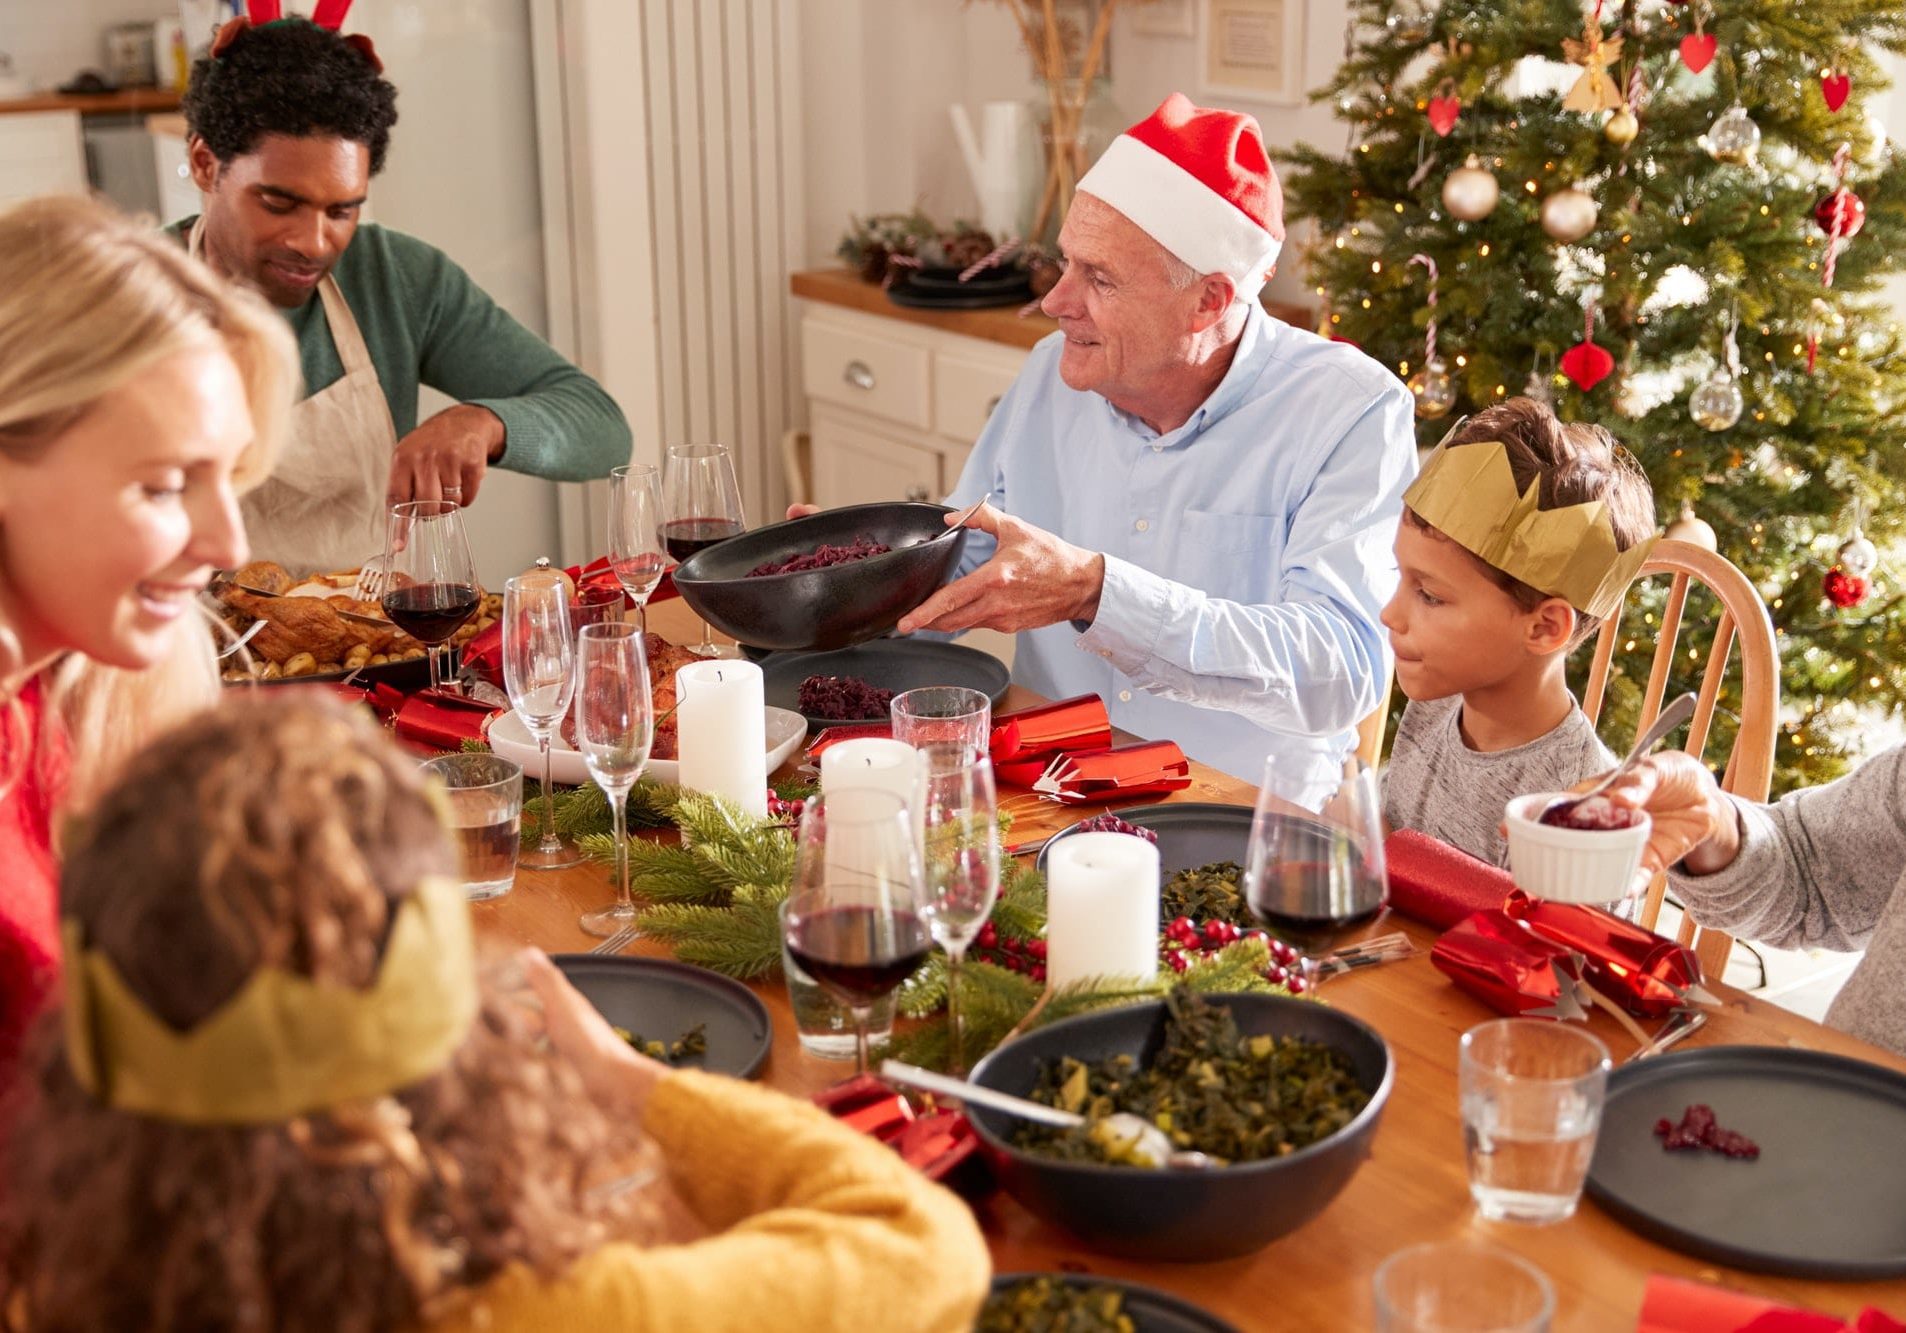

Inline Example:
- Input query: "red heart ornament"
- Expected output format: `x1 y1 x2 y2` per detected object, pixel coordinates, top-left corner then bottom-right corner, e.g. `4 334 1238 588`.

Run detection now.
1679 33 1717 73
1427 95 1461 137
1822 70 1851 112
1559 340 1614 392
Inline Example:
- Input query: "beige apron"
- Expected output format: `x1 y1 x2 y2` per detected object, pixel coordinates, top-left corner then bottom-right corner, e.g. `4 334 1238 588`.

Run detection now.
190 221 397 576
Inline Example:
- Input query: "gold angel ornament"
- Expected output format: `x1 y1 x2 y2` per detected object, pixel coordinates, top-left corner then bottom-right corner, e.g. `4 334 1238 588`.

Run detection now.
1561 18 1623 114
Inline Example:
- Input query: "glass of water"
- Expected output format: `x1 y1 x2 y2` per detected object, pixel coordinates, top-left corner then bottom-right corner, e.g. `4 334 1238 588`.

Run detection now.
890 686 992 758
778 898 896 1060
420 752 523 901
1460 1019 1610 1224
1373 1239 1554 1332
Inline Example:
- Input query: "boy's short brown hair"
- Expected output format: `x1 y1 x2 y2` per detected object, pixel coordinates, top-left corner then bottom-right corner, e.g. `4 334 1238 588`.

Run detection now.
1404 397 1656 646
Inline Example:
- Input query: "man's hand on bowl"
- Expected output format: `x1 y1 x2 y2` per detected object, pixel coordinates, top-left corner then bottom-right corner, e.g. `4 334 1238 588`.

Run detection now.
896 503 1105 635
785 503 820 520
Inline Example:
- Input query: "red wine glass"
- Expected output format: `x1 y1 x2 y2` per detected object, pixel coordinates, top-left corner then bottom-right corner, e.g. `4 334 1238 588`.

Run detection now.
661 442 746 658
382 499 481 696
783 790 927 1074
1243 756 1388 952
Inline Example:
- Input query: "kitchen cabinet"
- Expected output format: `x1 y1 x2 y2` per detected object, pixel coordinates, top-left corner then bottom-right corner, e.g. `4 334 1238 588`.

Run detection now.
0 109 85 209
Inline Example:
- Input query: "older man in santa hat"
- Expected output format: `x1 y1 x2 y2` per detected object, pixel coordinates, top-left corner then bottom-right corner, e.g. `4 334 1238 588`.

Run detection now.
897 93 1415 796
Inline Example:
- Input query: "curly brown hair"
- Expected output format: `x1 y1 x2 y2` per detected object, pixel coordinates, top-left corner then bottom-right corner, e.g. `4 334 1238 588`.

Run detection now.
1406 396 1657 646
0 695 658 1332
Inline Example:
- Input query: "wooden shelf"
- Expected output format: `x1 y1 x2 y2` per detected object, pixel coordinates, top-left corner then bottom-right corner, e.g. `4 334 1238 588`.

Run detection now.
0 89 183 117
790 266 1315 351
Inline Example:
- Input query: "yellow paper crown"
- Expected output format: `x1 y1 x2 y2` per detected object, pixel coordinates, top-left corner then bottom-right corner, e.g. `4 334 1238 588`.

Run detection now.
1403 438 1658 620
61 877 478 1126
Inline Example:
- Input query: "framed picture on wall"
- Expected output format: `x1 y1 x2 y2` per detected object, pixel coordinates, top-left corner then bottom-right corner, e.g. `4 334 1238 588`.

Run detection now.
1199 0 1306 104
1133 0 1197 38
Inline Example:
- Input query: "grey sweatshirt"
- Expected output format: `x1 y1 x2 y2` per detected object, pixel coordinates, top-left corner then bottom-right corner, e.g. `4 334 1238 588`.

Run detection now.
1672 745 1906 1056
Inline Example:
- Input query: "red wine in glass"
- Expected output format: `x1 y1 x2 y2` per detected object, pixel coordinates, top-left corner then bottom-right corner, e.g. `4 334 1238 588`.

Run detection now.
382 581 481 644
786 905 931 1006
664 517 745 563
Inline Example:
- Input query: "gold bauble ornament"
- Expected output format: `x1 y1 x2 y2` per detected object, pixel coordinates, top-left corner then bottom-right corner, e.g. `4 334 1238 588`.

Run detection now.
1688 369 1744 431
1384 0 1436 43
1540 187 1599 243
1704 104 1762 166
1664 502 1718 551
1441 155 1500 221
1408 358 1458 419
1604 104 1639 144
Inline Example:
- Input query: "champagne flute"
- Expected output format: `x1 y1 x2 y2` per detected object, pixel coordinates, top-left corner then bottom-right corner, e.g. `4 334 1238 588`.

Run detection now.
575 622 654 937
503 569 580 871
608 463 668 635
784 790 929 1074
1243 756 1388 952
916 743 1000 1075
661 442 746 658
381 500 481 696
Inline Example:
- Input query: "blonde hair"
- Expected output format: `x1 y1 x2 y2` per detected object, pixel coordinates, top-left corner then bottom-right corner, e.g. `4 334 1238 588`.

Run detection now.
0 193 299 807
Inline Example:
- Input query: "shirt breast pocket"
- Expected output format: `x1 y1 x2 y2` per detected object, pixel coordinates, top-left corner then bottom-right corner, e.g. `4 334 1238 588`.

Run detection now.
1178 507 1285 562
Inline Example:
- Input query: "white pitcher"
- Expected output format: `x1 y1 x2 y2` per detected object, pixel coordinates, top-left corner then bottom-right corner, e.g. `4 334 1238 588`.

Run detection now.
948 100 1031 241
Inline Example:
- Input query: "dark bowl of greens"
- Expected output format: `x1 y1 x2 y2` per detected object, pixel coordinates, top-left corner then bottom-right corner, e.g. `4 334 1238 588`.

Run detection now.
671 501 968 652
964 991 1393 1260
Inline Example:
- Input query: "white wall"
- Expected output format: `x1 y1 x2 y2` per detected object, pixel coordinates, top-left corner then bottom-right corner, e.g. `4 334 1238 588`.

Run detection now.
796 0 1352 309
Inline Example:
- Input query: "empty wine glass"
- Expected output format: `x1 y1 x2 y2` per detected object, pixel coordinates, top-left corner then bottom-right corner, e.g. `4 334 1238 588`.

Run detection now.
662 442 746 658
503 568 579 871
575 622 654 937
608 463 668 635
382 500 481 696
1243 756 1388 951
783 790 928 1074
916 743 1001 1075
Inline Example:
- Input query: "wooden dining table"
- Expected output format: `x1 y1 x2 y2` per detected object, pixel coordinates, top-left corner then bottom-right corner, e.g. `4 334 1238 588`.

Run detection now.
471 598 1906 1331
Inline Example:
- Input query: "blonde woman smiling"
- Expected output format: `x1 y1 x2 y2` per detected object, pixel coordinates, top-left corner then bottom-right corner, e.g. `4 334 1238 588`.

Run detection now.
0 193 295 1068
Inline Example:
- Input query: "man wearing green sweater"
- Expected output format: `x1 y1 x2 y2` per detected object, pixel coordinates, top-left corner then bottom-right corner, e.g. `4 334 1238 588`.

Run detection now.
169 13 629 573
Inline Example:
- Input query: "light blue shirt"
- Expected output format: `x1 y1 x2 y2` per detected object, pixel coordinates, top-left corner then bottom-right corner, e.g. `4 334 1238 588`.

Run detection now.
944 303 1417 793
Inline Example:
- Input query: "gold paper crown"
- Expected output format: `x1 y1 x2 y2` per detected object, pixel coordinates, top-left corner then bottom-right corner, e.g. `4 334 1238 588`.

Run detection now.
61 877 478 1126
1403 438 1658 620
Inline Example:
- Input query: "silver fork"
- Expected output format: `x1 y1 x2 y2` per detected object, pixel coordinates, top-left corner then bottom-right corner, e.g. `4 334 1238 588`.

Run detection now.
588 926 637 956
351 555 389 603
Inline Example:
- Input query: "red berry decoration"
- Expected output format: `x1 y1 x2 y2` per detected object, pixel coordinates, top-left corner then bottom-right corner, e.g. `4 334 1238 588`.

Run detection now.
1825 565 1869 609
1816 187 1867 240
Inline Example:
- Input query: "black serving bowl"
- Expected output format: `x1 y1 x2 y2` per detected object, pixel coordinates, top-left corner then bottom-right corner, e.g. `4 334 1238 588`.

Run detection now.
965 995 1394 1261
671 502 968 652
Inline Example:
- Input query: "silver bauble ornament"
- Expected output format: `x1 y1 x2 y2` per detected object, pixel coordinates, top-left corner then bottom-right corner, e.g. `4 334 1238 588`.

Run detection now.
1384 0 1436 43
1689 369 1744 431
1522 369 1556 408
1664 502 1718 551
1441 155 1500 221
1839 529 1880 577
1704 104 1762 166
1604 104 1639 145
1408 358 1457 419
1540 187 1599 242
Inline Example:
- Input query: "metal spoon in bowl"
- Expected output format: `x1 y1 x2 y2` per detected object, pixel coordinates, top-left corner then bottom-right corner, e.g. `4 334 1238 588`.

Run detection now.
879 1059 1218 1170
928 490 995 541
1536 691 1699 826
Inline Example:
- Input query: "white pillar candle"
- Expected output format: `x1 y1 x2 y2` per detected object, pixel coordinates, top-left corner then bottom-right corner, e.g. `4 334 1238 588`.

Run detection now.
675 660 768 817
820 738 924 817
1045 831 1160 989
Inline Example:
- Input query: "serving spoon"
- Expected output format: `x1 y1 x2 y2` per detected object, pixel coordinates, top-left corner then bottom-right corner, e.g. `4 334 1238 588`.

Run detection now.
1537 691 1698 825
929 490 995 540
879 1059 1217 1170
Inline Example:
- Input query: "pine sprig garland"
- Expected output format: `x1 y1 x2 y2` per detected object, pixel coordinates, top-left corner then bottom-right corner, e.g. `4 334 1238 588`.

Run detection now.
636 885 789 978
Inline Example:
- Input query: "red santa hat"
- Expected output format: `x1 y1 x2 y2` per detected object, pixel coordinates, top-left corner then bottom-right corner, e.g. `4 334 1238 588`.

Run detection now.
1075 92 1284 304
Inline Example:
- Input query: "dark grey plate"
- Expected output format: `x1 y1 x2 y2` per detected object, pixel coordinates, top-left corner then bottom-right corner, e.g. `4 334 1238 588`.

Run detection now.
551 954 772 1079
1585 1045 1906 1278
759 639 1011 728
1035 802 1255 877
987 1273 1240 1333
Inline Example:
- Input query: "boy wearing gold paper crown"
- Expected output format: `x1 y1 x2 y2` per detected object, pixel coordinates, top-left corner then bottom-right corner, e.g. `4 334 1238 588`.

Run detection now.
1380 398 1657 866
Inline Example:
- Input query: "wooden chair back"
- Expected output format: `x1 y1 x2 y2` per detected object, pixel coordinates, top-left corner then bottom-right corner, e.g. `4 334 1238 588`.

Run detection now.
1580 539 1780 978
1357 663 1393 770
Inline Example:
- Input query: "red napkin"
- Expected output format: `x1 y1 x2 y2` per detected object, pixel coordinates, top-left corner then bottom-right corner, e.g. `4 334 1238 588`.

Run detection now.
1638 1275 1904 1332
1385 830 1517 929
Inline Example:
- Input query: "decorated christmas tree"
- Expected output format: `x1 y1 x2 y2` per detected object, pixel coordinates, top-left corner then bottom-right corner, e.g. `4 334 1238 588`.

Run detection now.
1280 0 1906 791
